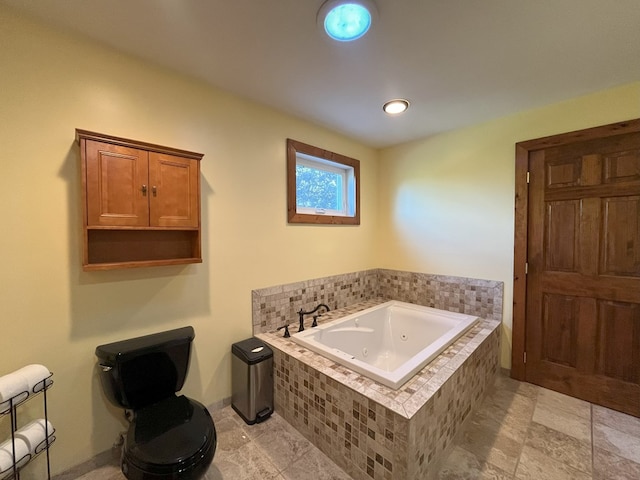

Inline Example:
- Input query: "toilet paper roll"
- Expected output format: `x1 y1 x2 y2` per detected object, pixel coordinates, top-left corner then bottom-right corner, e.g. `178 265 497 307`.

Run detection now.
15 419 54 455
0 373 29 413
0 437 30 479
14 364 52 394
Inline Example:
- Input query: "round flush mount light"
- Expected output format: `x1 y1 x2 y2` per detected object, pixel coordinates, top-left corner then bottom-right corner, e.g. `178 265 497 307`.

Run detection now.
383 99 410 115
318 0 377 42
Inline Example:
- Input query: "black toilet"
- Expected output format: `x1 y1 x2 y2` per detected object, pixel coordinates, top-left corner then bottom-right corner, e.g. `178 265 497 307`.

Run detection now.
96 326 216 480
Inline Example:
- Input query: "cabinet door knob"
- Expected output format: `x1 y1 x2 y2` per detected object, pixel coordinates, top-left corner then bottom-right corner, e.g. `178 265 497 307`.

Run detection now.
141 184 147 196
152 186 157 197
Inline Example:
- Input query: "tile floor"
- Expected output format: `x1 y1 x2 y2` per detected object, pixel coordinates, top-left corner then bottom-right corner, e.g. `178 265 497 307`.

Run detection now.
73 406 352 480
74 373 640 480
437 374 640 480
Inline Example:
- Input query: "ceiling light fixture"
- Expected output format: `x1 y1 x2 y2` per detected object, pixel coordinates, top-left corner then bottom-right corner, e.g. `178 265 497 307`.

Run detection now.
318 0 377 42
383 99 410 115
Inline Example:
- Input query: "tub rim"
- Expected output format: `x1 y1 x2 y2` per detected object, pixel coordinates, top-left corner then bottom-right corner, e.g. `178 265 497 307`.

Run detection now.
290 300 479 389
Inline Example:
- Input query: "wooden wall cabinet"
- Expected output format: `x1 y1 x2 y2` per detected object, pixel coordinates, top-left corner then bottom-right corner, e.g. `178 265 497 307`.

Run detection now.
77 129 203 271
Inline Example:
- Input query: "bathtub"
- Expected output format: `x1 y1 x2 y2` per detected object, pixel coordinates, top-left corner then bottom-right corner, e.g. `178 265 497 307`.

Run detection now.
290 300 479 389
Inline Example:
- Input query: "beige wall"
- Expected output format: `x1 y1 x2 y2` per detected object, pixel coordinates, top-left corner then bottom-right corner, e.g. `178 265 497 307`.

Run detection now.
377 81 640 369
3 3 639 476
0 7 379 475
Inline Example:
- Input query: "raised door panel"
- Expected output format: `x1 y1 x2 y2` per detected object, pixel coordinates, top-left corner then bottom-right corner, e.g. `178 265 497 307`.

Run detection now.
526 131 640 416
604 150 640 184
602 196 640 277
541 293 579 367
545 200 579 272
85 140 149 226
148 152 199 228
596 301 640 384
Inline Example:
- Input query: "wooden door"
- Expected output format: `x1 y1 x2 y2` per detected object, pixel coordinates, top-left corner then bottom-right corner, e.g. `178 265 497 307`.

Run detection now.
524 130 640 416
85 140 149 227
148 152 199 228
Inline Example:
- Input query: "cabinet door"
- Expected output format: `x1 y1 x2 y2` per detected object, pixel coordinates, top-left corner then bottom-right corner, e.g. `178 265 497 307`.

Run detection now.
148 152 200 227
85 140 149 226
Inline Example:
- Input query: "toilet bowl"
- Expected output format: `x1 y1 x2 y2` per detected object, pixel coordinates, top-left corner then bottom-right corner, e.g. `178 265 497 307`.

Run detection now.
96 326 216 480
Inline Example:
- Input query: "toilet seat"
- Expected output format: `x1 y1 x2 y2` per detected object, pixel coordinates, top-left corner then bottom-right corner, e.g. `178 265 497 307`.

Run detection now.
123 395 216 479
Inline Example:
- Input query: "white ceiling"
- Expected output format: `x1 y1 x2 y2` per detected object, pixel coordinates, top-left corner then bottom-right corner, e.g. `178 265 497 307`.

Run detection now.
4 0 640 148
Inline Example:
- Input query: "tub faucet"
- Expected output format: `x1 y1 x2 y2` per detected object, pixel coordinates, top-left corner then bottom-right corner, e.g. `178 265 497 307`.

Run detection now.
277 324 291 338
297 303 331 332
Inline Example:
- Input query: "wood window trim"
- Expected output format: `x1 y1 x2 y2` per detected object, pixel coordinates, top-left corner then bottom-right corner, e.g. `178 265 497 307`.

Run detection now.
287 138 361 225
511 118 640 381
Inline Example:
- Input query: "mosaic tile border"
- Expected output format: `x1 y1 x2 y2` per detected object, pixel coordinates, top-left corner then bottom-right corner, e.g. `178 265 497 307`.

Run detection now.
252 270 379 334
252 269 503 334
376 269 503 323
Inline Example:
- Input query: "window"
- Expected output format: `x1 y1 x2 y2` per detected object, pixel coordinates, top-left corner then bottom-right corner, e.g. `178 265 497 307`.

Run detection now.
287 139 360 224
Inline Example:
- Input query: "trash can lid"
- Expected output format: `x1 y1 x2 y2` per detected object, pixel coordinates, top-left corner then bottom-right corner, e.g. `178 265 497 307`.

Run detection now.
232 337 273 365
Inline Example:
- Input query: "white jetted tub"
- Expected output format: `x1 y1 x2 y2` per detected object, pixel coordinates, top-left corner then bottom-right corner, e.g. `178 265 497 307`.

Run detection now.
291 300 479 389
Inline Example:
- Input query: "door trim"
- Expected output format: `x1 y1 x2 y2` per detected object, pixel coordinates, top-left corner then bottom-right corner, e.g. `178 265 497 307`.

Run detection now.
511 118 640 381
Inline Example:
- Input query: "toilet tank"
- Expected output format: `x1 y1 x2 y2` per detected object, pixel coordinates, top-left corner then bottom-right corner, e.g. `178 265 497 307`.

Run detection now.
95 326 195 410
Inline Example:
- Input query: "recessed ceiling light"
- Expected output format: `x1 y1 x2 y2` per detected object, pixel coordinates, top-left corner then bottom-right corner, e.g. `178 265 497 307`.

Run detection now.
383 99 410 115
318 0 377 42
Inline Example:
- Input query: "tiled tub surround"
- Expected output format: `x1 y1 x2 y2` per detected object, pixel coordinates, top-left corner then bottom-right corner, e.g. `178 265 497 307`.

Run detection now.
252 269 503 335
252 270 378 334
257 302 500 479
253 270 503 479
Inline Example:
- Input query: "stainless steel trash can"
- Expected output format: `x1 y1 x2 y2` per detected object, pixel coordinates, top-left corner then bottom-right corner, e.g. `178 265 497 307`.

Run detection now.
231 337 274 425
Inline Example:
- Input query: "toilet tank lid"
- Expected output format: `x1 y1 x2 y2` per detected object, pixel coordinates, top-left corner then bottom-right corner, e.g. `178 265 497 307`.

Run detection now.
95 326 195 363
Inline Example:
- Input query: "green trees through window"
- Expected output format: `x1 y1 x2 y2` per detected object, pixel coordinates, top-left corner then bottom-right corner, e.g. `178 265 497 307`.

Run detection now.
295 165 343 211
287 139 360 225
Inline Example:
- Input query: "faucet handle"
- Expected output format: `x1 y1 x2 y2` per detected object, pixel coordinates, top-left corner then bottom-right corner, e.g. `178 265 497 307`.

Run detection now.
277 324 291 338
311 315 319 327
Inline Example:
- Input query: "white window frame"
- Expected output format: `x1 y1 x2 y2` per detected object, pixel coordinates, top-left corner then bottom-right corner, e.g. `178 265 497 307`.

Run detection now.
295 152 355 217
